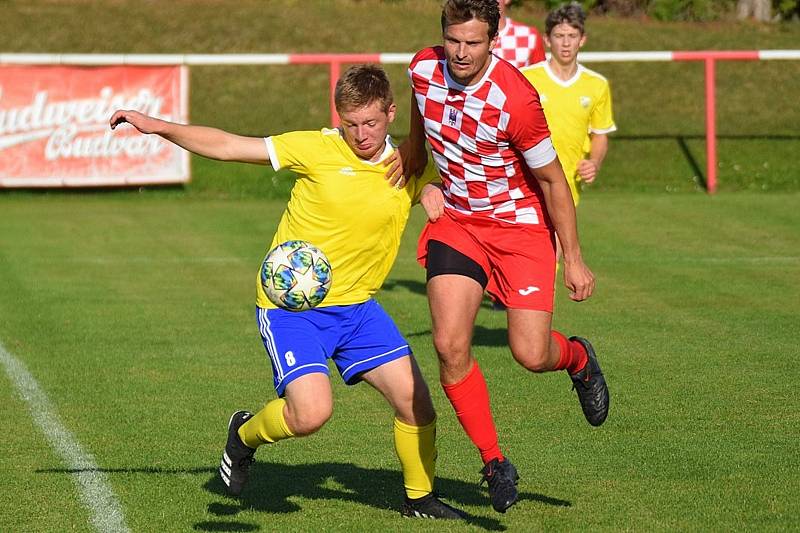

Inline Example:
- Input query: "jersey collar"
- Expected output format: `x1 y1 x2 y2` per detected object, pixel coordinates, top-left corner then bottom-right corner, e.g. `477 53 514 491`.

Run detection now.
544 61 584 88
367 135 395 165
337 132 395 166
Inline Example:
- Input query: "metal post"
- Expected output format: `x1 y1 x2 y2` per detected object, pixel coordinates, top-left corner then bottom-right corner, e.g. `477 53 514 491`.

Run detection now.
704 58 717 194
329 61 341 127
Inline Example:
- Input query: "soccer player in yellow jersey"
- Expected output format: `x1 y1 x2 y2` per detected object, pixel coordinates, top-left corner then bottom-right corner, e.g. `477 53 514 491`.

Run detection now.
521 2 616 206
109 65 466 520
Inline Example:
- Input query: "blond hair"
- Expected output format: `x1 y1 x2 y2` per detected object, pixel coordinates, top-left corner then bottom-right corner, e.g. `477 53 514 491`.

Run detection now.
334 64 394 113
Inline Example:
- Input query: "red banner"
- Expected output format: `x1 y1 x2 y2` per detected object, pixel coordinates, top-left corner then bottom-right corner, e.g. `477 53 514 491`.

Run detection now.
0 65 188 187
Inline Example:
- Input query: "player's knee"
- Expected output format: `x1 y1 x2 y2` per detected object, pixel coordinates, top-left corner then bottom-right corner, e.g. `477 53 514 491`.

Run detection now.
286 403 332 436
512 347 551 373
393 381 435 426
522 359 550 373
432 331 470 363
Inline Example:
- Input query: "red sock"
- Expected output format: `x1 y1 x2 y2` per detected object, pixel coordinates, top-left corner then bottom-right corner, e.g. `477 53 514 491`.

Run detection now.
551 330 588 374
441 361 503 464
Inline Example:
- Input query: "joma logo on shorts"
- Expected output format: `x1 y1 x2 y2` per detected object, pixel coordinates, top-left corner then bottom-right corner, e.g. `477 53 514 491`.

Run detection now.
518 286 540 296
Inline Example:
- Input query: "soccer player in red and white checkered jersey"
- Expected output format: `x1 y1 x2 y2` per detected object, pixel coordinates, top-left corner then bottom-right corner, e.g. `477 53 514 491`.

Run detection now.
494 0 546 68
406 0 610 514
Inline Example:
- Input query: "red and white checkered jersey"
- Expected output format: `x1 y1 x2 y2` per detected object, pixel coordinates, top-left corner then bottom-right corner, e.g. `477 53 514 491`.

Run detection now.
408 46 557 225
495 18 546 69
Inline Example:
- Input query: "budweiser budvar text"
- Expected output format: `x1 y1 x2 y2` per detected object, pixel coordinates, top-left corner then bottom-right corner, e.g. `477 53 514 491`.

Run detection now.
0 65 188 187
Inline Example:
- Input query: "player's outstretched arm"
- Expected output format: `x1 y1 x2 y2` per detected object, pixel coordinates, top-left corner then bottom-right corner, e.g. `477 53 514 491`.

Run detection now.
530 158 595 301
109 110 269 165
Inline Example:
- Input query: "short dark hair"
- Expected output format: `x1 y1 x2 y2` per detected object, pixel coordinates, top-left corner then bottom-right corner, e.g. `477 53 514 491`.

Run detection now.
545 2 587 35
441 0 500 41
334 64 394 113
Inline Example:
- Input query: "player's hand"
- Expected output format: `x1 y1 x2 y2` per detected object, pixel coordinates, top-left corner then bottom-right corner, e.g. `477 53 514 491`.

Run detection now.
384 140 428 188
577 159 599 183
420 183 445 222
383 150 407 188
563 258 595 302
109 110 162 134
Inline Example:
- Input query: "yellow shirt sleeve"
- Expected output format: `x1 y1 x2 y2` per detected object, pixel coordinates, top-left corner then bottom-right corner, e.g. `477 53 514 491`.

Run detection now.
590 80 616 134
266 130 327 174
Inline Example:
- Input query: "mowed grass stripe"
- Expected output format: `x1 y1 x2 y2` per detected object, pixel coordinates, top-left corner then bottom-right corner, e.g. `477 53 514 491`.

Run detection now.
0 340 130 533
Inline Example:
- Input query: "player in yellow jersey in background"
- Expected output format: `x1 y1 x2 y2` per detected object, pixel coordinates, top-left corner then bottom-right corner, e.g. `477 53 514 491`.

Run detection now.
109 65 466 520
522 2 616 207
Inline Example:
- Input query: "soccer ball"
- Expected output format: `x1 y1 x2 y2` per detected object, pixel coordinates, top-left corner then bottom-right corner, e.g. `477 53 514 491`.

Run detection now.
261 240 332 311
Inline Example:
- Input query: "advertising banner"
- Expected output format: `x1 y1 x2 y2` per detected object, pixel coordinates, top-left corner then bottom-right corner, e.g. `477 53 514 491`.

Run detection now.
0 65 188 187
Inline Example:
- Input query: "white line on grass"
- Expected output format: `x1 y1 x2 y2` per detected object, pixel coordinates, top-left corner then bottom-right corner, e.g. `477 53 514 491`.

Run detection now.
0 340 130 533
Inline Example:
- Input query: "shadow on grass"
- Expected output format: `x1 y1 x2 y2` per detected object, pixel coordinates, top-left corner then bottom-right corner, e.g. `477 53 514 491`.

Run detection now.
199 461 570 531
381 278 427 297
0 184 188 196
38 462 571 531
36 466 217 475
405 324 509 349
472 325 510 347
675 136 706 190
614 133 800 191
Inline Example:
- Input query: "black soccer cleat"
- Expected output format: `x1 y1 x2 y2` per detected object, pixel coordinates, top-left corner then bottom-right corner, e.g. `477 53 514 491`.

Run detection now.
219 410 256 496
569 336 610 427
479 457 519 513
401 492 467 520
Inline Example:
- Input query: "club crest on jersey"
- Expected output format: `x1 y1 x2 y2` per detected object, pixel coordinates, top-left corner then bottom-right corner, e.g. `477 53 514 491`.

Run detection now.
444 105 462 128
580 96 592 108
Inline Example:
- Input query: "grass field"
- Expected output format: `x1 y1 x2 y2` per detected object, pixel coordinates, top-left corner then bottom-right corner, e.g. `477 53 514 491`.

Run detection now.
1 191 799 531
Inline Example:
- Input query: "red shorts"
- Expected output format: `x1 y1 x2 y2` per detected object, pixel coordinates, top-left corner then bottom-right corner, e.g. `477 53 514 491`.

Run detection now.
417 209 556 312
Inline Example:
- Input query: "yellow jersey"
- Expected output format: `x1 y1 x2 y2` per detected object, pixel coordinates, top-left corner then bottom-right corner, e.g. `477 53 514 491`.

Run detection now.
521 62 616 204
256 128 438 308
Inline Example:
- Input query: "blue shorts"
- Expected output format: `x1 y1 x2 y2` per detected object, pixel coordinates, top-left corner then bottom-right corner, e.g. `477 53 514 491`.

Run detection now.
256 299 411 396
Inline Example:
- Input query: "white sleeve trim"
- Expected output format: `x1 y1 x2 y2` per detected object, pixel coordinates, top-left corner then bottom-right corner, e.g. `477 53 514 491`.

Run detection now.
589 124 617 135
264 137 281 171
523 137 557 169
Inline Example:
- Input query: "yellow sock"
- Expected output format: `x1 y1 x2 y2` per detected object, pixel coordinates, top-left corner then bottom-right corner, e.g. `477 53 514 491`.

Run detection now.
393 417 436 499
238 398 295 448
